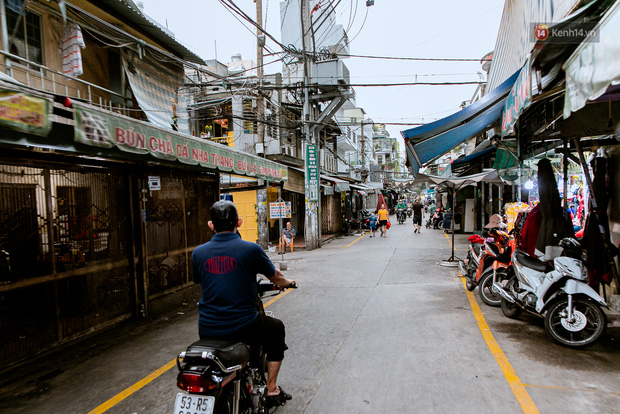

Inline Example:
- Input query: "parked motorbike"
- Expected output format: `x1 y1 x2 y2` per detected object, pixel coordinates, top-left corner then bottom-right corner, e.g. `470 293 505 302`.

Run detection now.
459 229 513 307
495 238 607 348
174 279 297 414
396 209 406 224
429 209 443 229
458 234 485 291
476 234 514 307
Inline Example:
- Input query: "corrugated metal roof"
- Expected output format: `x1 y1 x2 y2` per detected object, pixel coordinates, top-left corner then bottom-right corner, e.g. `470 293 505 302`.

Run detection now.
486 0 579 91
94 0 205 65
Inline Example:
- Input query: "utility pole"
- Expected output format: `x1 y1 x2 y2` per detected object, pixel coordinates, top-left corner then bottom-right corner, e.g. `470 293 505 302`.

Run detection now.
256 0 268 248
361 120 365 183
301 0 320 250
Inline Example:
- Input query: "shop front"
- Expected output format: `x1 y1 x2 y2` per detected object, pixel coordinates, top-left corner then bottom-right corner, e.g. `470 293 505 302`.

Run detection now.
0 84 288 370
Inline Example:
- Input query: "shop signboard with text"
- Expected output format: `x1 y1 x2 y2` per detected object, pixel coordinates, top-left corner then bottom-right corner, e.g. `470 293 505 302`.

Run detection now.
501 57 532 137
269 202 291 219
0 88 52 136
73 104 288 182
305 144 319 201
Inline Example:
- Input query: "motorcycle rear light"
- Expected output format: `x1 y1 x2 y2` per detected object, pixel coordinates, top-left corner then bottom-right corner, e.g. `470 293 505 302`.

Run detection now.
177 372 218 393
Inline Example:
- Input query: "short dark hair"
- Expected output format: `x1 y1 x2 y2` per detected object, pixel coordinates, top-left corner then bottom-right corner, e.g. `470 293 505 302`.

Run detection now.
210 201 239 232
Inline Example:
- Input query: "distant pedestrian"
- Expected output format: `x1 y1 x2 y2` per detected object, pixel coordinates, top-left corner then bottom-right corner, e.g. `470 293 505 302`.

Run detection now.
369 211 378 237
377 204 390 237
412 198 424 233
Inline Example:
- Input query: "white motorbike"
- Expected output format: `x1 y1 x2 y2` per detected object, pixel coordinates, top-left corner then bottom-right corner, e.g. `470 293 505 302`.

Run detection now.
494 238 608 348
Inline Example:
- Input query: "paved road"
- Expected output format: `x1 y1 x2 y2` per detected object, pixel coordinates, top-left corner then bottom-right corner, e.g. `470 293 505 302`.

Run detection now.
1 219 619 413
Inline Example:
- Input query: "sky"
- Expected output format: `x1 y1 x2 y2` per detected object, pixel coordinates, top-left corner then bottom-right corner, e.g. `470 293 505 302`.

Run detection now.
141 0 506 146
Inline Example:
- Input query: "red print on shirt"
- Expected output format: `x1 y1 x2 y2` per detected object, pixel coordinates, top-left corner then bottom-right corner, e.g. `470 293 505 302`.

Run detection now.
204 256 238 274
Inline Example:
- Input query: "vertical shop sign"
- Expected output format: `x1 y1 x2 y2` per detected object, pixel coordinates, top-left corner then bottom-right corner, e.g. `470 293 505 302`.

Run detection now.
501 56 532 137
306 144 319 201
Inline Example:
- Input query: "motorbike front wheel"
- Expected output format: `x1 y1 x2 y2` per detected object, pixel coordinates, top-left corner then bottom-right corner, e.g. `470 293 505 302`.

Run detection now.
544 297 606 348
478 268 507 307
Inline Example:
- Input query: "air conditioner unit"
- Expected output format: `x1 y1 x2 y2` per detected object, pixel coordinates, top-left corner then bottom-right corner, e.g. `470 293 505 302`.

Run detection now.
311 60 350 86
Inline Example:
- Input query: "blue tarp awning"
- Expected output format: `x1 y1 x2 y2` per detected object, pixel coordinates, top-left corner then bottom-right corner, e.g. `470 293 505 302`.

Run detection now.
402 70 520 177
451 146 495 166
401 71 519 143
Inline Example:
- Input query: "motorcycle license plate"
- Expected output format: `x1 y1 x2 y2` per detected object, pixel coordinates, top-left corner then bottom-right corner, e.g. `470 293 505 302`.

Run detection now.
173 393 215 414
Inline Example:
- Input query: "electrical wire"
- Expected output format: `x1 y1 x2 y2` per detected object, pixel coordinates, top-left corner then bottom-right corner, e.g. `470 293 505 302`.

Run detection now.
262 80 483 89
335 53 489 62
218 0 288 52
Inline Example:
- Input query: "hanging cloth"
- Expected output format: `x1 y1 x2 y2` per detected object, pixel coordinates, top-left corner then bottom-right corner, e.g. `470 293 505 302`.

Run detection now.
6 0 26 15
583 157 617 287
535 159 574 260
60 23 86 77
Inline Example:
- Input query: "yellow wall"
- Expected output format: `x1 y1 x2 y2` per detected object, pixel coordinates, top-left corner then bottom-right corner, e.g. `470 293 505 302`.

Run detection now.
234 190 258 243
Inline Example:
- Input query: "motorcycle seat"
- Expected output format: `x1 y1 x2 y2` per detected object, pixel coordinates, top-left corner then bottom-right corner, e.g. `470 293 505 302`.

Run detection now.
184 339 250 369
515 250 553 273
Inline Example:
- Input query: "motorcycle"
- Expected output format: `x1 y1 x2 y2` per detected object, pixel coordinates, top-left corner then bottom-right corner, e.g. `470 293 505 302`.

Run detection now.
494 238 607 348
459 229 513 307
476 233 514 307
429 209 443 229
407 208 412 218
396 209 406 224
174 279 297 414
458 234 485 291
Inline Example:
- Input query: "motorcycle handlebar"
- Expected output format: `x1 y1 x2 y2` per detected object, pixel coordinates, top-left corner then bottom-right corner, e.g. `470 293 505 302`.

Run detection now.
258 279 297 293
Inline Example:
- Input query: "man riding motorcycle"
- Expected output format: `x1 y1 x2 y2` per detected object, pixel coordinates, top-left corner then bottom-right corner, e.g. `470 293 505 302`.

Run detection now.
396 200 407 224
191 201 295 407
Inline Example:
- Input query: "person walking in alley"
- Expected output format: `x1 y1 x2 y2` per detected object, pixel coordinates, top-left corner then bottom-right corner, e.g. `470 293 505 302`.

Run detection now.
378 204 390 237
412 197 424 233
280 221 296 254
369 210 378 237
191 201 295 406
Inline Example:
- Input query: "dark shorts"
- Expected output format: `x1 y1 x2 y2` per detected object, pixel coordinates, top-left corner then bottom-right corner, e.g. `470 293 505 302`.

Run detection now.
200 313 287 362
413 215 422 225
379 220 388 227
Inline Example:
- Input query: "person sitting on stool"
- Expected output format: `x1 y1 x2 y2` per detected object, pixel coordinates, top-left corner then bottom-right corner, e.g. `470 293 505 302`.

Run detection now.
280 221 296 253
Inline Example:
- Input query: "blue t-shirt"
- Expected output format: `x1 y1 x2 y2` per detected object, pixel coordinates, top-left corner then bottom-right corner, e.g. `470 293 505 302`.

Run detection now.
369 216 377 228
191 232 276 337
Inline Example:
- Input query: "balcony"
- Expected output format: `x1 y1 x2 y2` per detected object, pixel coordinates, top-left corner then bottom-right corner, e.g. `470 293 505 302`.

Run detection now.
337 134 358 152
1 52 131 119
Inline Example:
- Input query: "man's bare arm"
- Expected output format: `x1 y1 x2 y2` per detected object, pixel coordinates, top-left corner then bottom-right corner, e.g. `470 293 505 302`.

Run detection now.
268 269 294 290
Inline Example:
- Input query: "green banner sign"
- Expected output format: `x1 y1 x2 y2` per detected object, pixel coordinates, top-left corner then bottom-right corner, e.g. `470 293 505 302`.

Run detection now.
0 88 52 136
74 105 288 182
501 56 532 138
305 144 319 201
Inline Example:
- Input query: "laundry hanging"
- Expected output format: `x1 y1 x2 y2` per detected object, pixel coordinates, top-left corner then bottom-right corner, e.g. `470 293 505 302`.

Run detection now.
60 23 85 77
121 51 189 134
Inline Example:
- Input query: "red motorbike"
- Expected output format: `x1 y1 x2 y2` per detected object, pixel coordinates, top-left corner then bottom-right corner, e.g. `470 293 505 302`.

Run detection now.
459 229 514 307
477 231 515 307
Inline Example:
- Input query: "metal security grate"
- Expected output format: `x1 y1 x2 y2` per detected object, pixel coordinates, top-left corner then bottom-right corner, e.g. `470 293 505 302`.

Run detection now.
0 164 132 368
143 175 215 297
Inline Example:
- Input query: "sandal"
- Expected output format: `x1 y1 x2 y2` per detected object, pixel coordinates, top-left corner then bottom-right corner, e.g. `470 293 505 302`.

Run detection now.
266 386 293 407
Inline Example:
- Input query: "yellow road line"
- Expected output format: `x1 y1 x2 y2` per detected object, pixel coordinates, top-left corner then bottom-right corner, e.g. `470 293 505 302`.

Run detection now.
88 359 177 414
88 290 292 413
345 233 365 248
450 232 538 412
263 287 292 307
462 276 539 413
